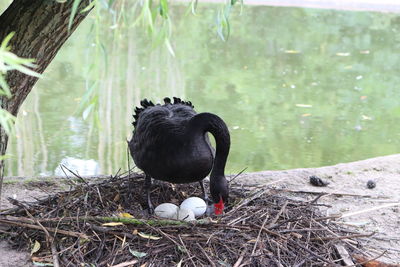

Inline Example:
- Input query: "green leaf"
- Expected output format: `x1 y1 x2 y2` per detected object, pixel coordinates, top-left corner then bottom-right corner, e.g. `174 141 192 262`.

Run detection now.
145 1 154 33
160 0 169 18
81 80 98 104
81 0 96 13
11 64 41 78
216 9 226 41
68 0 82 31
0 32 14 50
165 38 175 57
0 34 41 85
31 240 41 255
129 248 147 258
0 109 16 135
82 105 94 121
191 0 198 15
0 74 11 98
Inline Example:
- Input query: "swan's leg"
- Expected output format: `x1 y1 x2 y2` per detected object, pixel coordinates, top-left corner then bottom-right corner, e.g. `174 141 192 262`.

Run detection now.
199 180 211 204
145 174 154 214
127 176 135 203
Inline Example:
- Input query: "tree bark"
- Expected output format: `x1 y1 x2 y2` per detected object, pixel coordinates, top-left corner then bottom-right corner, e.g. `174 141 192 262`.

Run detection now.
0 0 92 202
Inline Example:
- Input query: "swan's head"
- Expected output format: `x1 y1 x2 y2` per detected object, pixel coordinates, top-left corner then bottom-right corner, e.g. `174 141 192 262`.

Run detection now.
210 175 229 214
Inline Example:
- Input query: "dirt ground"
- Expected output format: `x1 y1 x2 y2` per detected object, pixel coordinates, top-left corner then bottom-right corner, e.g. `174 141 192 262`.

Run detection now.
0 154 399 266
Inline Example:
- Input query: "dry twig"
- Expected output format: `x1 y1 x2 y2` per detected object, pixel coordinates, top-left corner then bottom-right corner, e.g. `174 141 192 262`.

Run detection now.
0 173 369 266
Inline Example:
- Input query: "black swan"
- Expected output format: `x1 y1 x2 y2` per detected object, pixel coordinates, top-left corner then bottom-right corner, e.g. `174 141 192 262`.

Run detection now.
128 97 231 214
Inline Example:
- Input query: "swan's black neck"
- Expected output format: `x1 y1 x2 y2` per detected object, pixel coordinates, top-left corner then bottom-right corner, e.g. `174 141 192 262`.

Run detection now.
188 112 230 177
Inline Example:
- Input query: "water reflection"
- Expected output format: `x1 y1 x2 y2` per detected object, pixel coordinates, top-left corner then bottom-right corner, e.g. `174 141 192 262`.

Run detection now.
54 157 100 177
4 4 400 176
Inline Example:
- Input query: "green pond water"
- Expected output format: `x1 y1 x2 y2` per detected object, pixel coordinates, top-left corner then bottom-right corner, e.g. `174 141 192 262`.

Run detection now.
3 3 400 177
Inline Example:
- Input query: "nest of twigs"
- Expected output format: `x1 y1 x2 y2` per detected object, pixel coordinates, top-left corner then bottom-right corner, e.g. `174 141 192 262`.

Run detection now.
0 173 365 266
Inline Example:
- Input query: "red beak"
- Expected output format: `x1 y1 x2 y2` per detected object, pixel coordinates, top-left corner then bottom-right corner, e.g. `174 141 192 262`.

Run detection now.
214 197 224 215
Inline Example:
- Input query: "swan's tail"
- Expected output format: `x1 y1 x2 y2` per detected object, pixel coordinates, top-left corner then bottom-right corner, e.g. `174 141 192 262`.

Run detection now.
132 97 194 127
132 99 154 126
165 97 194 108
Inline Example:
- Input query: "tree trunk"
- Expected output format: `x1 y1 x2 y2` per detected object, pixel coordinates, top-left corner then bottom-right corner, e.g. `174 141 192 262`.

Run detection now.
0 0 92 202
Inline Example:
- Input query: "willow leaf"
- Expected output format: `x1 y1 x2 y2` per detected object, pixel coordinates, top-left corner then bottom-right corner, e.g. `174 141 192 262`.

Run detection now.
68 0 82 31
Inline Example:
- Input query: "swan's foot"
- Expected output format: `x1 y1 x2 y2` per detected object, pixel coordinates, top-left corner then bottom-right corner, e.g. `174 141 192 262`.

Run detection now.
147 200 154 214
145 174 154 214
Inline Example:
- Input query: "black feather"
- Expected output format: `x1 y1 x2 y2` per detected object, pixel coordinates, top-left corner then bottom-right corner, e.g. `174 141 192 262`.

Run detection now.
164 97 171 104
132 97 196 128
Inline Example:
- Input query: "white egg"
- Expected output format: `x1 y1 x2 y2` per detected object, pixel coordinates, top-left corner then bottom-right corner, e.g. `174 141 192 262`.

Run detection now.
180 197 207 217
154 203 179 219
177 208 195 221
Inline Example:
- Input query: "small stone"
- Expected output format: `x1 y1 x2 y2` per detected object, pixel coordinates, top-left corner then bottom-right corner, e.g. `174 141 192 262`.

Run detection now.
309 175 329 187
367 180 376 189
